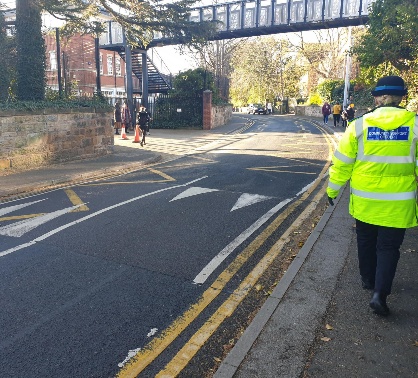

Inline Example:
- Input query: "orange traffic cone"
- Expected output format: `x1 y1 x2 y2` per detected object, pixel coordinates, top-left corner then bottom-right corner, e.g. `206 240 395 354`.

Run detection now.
120 126 129 140
132 125 142 143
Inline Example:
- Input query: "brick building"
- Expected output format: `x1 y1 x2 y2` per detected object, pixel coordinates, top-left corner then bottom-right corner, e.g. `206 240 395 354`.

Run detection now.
44 32 139 101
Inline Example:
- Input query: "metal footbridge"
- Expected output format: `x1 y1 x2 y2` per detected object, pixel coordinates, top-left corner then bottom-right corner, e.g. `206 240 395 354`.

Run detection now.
101 0 373 48
99 0 373 100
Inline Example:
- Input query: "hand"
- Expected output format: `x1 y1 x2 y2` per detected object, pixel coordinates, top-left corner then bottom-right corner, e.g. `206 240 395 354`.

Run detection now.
328 196 335 206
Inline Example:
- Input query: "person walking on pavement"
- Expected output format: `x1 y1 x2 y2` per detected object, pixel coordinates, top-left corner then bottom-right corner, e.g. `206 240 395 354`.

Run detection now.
121 100 132 133
326 75 418 316
346 103 355 122
333 102 342 127
113 101 122 135
340 109 347 128
137 105 150 146
267 102 273 114
322 101 332 125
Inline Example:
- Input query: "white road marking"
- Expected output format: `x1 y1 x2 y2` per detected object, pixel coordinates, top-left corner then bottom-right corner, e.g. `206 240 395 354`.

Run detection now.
169 187 219 202
0 204 83 237
118 348 142 368
147 328 158 337
0 199 46 217
296 179 317 197
193 197 293 285
230 193 273 212
0 241 37 257
0 177 207 258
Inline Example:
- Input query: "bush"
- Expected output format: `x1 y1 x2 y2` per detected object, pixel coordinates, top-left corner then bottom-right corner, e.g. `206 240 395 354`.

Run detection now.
307 93 323 106
0 95 112 111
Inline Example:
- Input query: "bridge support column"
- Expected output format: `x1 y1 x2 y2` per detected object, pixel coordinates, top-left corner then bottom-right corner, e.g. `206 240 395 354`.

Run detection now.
123 36 134 127
141 50 149 109
94 37 101 97
203 90 212 130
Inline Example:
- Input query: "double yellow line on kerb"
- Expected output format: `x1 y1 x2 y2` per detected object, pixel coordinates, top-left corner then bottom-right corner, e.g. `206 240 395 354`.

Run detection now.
118 125 334 378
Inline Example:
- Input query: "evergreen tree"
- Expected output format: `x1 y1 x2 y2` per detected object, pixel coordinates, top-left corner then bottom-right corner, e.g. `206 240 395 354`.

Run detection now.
353 0 418 71
16 0 45 100
0 11 16 101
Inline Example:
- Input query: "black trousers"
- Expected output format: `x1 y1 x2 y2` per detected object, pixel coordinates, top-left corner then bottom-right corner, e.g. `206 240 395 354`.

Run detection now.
355 219 405 296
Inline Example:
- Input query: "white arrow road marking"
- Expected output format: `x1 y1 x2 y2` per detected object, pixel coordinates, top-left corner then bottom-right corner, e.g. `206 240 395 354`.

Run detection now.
193 197 293 285
170 187 219 202
231 193 273 212
0 204 84 237
0 199 46 217
0 176 207 258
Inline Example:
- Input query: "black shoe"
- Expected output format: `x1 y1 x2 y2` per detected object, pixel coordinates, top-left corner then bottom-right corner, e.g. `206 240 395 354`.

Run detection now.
361 277 375 290
126 131 130 133
115 132 120 135
370 292 389 316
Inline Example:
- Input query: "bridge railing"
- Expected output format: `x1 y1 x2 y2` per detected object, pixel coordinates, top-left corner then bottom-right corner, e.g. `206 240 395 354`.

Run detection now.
185 0 373 29
100 0 374 47
99 21 123 46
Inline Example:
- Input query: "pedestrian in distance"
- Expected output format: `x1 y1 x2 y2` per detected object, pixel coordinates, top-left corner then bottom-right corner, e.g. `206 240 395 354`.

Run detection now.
121 100 132 133
346 103 355 122
327 75 418 316
340 108 348 128
113 101 122 135
333 102 342 127
137 105 151 146
322 101 332 125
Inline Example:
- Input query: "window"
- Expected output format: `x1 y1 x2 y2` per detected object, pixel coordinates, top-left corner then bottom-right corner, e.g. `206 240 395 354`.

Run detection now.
107 55 113 75
99 54 103 74
115 56 122 76
49 51 57 71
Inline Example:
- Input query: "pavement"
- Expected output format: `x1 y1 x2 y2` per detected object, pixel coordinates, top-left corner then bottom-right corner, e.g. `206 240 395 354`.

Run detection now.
1 115 417 377
0 115 253 200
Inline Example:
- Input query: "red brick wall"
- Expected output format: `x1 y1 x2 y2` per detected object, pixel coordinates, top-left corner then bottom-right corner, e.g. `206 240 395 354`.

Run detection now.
45 33 135 96
203 90 212 130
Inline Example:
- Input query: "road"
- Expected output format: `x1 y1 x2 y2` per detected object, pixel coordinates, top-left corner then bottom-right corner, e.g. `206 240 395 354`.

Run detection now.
0 115 333 377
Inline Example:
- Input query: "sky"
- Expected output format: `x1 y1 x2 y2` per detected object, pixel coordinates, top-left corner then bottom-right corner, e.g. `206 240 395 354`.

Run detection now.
151 45 198 75
150 30 321 76
1 0 14 8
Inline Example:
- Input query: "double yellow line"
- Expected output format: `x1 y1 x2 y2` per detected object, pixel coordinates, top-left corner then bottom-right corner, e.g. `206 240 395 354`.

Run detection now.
118 125 334 377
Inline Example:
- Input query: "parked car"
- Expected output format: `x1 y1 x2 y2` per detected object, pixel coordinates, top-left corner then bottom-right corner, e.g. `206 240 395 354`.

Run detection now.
247 103 267 115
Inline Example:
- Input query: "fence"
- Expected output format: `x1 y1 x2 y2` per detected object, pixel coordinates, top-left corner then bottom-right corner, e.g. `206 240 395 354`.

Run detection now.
133 93 204 129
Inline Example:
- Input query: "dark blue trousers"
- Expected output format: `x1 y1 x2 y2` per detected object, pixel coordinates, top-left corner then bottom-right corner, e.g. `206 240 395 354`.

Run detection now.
355 219 405 296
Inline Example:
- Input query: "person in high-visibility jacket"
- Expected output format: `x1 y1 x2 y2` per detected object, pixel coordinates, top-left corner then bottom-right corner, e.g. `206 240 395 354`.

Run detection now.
327 75 418 316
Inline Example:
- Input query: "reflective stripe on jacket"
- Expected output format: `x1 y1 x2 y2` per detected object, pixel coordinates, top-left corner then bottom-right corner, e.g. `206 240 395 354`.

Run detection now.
327 106 418 228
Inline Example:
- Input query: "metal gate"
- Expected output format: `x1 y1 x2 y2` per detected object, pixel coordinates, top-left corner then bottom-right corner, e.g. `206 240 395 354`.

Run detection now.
147 93 203 129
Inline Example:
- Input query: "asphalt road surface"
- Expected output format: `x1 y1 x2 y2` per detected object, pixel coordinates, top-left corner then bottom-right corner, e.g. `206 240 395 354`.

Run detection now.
0 115 333 377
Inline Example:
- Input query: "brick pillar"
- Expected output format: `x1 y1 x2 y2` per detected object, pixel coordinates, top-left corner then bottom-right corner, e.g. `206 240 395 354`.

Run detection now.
203 90 212 130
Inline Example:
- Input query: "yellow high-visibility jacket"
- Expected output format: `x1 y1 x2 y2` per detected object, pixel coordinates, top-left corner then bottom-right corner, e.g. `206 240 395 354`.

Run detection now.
327 106 418 228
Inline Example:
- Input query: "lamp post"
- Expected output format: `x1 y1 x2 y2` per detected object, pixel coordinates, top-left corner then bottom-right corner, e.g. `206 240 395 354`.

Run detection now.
343 26 352 108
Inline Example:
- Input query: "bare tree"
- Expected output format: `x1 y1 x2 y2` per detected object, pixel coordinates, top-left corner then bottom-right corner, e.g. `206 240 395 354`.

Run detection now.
183 39 242 100
229 37 305 107
288 29 350 89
